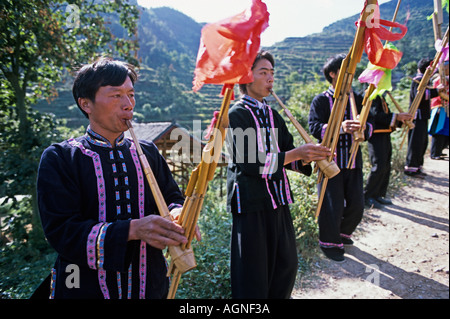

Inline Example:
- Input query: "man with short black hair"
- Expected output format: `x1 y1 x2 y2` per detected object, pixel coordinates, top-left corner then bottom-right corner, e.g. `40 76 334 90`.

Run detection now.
309 54 373 262
227 51 331 298
37 57 187 299
404 58 441 177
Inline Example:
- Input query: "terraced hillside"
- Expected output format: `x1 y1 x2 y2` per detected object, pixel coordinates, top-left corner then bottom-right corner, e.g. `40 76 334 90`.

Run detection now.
32 0 448 130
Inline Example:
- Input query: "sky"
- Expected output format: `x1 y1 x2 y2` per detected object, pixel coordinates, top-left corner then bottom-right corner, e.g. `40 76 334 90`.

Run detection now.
137 0 392 47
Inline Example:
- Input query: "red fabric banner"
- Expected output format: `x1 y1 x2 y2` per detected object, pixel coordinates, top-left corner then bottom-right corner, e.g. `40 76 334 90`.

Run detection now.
357 19 407 70
192 0 270 92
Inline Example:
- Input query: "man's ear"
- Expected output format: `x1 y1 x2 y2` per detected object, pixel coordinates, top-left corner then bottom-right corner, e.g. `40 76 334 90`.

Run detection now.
329 71 337 80
78 97 92 115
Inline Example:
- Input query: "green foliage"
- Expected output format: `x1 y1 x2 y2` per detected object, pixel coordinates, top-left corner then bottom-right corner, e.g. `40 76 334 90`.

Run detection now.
0 197 55 299
287 171 320 264
0 109 60 198
0 0 141 299
176 199 232 299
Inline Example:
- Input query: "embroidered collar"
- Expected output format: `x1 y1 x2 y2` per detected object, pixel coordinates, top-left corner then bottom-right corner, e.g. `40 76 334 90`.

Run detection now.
85 125 126 148
326 86 335 96
413 73 424 81
241 94 269 111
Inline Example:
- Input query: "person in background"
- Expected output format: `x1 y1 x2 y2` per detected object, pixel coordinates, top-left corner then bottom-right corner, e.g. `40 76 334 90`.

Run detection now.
309 54 373 262
226 51 331 298
364 94 413 209
429 60 449 160
404 58 441 177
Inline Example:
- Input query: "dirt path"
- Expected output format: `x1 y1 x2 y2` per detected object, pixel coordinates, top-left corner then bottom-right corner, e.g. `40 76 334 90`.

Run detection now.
293 152 449 299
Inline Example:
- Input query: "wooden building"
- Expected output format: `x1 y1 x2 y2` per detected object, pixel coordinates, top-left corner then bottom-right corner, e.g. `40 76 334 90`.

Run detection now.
125 122 228 193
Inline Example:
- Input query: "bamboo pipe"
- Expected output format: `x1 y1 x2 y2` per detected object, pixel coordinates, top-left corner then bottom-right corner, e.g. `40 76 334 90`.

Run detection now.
271 90 340 179
126 120 197 275
399 26 449 150
180 86 233 250
315 0 378 219
386 91 415 129
347 90 374 169
432 0 449 114
349 91 365 142
347 0 403 169
166 86 234 299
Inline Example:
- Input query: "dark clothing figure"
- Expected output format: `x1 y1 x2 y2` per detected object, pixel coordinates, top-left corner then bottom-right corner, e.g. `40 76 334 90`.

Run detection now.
309 88 373 257
405 73 439 175
37 127 184 299
364 95 400 202
226 95 311 298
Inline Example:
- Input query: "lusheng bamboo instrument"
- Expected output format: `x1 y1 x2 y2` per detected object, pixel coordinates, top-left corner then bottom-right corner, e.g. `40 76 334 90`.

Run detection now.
399 26 449 150
349 91 365 142
431 0 449 116
386 91 415 130
126 120 197 292
347 87 374 169
271 90 340 179
348 0 403 169
166 85 234 299
315 0 378 219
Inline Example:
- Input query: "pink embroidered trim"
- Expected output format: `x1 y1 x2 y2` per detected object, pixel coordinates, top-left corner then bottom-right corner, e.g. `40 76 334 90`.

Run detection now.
97 223 111 299
319 240 344 249
267 106 281 152
262 153 278 179
69 139 110 299
244 105 265 153
244 105 294 210
282 169 293 205
265 179 277 209
268 106 293 205
50 268 56 299
68 139 106 222
87 223 103 270
321 124 328 141
130 142 147 299
139 241 147 299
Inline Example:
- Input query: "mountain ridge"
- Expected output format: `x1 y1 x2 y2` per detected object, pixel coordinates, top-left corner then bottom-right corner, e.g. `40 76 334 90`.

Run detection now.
33 0 448 129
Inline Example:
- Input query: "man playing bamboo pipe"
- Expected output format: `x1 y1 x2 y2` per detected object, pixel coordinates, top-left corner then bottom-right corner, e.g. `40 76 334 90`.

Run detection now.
226 51 332 298
309 54 373 262
364 94 413 209
36 58 189 299
404 58 442 177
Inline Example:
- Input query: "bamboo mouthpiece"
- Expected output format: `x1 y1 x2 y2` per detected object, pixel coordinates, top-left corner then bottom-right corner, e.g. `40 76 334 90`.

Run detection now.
270 90 340 179
126 119 197 275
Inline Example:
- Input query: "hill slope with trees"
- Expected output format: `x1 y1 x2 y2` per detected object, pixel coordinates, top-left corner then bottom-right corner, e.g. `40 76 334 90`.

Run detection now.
32 0 448 129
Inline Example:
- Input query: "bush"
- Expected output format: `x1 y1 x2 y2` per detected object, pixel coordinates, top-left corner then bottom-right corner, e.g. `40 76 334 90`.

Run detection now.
0 197 55 299
175 199 232 299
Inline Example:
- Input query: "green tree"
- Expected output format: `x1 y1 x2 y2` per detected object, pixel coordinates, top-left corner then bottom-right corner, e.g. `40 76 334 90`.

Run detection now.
0 0 139 246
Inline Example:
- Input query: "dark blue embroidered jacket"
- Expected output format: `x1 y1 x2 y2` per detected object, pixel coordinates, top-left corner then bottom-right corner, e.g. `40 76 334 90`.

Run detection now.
309 88 374 170
226 95 312 214
37 127 184 299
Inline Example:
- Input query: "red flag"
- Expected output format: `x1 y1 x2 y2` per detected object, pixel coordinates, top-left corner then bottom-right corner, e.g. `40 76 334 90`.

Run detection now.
192 0 270 92
357 18 407 70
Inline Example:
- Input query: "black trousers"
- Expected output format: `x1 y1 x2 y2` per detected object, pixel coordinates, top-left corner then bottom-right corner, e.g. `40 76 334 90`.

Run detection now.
317 168 364 248
365 133 392 199
230 205 298 299
431 134 449 157
406 119 428 170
